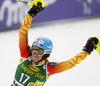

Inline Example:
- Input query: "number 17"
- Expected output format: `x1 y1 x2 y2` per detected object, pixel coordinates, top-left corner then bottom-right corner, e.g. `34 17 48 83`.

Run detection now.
19 73 30 84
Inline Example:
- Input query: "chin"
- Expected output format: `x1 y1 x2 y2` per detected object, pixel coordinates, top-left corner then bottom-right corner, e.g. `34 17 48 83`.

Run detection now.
33 59 38 63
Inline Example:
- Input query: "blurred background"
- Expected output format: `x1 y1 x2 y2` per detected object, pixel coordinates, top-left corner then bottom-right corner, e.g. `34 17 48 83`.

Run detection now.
0 0 100 86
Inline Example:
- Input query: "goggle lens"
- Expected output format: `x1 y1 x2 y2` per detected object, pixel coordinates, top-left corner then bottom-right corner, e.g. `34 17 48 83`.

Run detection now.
31 45 44 55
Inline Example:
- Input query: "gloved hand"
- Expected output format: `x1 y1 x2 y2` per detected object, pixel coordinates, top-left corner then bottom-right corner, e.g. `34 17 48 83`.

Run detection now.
83 37 99 54
28 0 45 17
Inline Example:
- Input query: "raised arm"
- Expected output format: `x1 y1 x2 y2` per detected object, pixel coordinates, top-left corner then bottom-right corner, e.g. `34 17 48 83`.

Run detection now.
47 51 89 75
47 37 99 75
19 14 33 60
19 0 45 63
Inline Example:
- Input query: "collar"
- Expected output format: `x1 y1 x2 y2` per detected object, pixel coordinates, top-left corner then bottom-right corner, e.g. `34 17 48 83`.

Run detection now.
32 60 45 66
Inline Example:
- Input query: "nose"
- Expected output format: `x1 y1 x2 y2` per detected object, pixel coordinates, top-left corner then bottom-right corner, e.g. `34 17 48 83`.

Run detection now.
33 52 38 55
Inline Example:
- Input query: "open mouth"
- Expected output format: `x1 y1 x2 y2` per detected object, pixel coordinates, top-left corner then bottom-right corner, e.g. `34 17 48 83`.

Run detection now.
33 55 39 58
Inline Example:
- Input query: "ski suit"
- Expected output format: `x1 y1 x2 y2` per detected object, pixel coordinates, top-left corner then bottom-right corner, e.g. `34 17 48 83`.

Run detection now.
12 13 89 86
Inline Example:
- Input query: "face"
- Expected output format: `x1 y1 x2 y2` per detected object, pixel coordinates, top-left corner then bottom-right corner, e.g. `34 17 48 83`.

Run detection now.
32 52 43 63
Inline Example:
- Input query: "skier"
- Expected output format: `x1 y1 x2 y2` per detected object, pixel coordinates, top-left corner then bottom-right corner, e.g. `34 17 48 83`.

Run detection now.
12 0 100 86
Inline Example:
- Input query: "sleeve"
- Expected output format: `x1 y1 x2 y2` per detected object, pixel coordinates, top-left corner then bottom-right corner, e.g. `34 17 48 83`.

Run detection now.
19 13 33 59
47 51 89 75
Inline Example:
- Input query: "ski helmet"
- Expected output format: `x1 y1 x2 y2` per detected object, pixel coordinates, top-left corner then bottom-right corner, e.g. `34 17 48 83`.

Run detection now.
32 37 53 55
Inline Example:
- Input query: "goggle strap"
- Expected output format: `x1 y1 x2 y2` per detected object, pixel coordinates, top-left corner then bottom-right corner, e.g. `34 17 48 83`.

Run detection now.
44 50 52 54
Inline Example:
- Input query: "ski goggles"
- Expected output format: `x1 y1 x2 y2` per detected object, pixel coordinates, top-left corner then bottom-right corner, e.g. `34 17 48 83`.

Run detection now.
31 45 51 55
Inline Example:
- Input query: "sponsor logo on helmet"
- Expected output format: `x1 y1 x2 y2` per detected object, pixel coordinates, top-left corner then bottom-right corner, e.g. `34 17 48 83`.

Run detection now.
34 39 44 46
47 46 52 49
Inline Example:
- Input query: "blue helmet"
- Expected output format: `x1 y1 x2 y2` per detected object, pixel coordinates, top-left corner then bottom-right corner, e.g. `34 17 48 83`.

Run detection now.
32 37 53 54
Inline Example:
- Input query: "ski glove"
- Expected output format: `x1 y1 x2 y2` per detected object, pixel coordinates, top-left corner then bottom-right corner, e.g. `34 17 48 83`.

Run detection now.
83 37 99 54
28 2 44 17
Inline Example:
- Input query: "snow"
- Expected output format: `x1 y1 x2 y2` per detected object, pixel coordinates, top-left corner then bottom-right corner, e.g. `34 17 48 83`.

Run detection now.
0 18 100 86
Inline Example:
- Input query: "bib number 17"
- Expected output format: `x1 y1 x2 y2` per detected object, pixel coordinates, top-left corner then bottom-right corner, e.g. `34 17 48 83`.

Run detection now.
19 73 30 84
